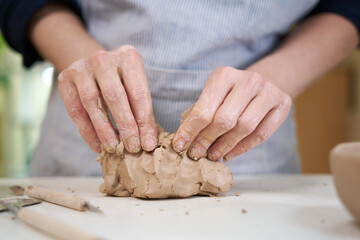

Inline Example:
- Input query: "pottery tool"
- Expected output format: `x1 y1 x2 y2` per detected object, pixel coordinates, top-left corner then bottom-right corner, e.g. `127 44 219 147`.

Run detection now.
0 199 100 240
0 197 41 212
0 185 41 212
25 185 101 213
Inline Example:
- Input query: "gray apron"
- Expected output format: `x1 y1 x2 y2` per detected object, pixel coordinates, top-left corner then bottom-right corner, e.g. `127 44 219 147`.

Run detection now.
30 0 318 176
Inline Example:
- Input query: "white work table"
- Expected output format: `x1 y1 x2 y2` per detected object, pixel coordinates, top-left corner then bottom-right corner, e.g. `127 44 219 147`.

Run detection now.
0 175 359 240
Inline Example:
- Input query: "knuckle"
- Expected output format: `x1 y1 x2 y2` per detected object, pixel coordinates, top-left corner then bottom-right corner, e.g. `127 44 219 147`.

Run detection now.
130 87 149 102
191 104 213 125
137 116 152 129
282 95 293 108
250 71 264 82
95 122 107 133
215 137 233 153
81 90 98 107
239 143 250 153
120 45 142 61
102 87 124 103
68 105 86 121
247 71 264 90
58 71 67 82
216 66 234 79
90 51 111 66
256 130 270 143
120 45 140 55
60 58 90 80
214 114 237 131
117 122 138 136
238 118 257 135
197 110 213 126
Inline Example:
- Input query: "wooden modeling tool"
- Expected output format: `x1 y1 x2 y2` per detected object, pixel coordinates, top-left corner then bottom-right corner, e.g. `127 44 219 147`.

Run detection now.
0 199 101 240
25 186 101 213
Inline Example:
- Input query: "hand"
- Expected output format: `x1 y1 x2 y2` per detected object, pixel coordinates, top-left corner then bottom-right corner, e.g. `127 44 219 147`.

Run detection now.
172 67 292 161
58 45 157 154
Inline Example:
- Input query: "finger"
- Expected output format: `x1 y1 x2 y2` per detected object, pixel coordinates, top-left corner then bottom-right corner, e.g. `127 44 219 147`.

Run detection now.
172 67 237 153
187 79 260 160
207 88 280 160
222 96 292 161
89 51 140 153
70 63 120 153
58 72 101 153
114 46 158 152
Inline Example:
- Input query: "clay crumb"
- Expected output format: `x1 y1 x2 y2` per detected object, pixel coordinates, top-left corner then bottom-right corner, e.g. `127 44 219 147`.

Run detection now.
159 208 164 212
216 200 221 202
242 209 247 214
185 211 189 215
140 213 144 216
323 183 327 186
10 185 25 196
235 192 240 197
27 186 33 190
321 219 326 224
96 206 100 209
11 216 16 220
135 204 140 206
67 187 76 193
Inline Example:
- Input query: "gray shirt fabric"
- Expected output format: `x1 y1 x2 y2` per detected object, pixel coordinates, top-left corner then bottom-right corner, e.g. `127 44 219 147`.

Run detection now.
30 0 319 176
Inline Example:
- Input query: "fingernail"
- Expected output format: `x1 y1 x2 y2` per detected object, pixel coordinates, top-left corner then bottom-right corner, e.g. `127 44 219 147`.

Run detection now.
173 138 186 152
142 134 157 151
223 153 235 162
208 151 221 161
125 135 141 153
105 139 119 153
188 143 205 160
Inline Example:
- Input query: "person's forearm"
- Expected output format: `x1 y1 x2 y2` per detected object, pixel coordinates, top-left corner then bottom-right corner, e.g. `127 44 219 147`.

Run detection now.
29 3 159 154
247 13 359 98
29 2 104 72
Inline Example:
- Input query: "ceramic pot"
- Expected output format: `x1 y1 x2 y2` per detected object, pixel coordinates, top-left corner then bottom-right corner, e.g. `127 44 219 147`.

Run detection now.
330 142 360 224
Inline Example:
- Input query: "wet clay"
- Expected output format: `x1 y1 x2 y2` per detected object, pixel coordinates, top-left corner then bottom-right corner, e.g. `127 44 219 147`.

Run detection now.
330 142 360 224
96 127 234 198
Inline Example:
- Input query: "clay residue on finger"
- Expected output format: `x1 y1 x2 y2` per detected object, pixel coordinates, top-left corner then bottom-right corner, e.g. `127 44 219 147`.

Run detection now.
10 185 25 196
97 97 109 123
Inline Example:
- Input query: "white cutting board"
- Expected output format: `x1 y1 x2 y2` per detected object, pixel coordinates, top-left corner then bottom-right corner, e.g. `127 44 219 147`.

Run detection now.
0 175 359 240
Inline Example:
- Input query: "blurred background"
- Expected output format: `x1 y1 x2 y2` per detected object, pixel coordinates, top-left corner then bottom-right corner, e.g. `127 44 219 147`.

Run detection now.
0 34 53 177
0 32 359 177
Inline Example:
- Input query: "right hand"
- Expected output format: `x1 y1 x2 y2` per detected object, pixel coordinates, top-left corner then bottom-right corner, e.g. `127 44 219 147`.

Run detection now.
58 45 157 154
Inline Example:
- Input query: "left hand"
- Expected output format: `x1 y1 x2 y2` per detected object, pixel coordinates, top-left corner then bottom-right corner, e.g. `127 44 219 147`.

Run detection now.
172 67 292 161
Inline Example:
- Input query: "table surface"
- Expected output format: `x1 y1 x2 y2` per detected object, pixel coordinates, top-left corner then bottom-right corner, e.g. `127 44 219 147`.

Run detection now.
0 175 359 240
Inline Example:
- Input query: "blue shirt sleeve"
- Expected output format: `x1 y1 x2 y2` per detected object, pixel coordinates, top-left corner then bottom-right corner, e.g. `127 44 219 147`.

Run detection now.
310 0 360 35
0 0 83 67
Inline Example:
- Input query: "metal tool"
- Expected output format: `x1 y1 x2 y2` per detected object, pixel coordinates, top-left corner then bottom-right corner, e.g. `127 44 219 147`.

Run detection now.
0 197 41 212
0 185 42 212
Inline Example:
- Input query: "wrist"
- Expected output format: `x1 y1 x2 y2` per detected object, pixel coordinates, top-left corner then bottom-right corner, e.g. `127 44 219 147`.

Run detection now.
245 56 296 98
